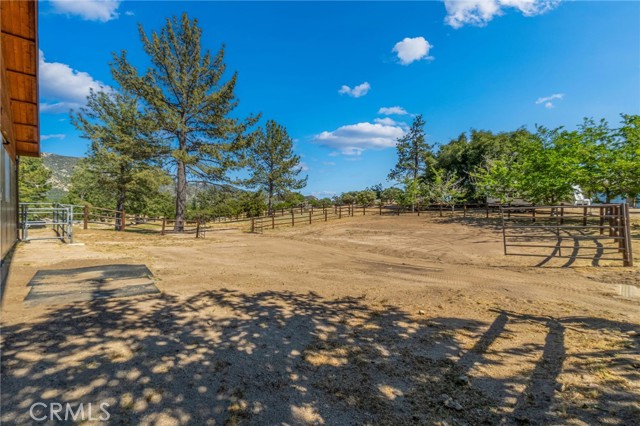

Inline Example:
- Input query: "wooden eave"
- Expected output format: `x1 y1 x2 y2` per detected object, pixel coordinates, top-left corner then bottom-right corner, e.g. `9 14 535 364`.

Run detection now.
1 0 39 158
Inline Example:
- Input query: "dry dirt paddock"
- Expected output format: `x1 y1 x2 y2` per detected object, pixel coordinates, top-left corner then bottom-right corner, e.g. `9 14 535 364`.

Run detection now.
1 214 639 426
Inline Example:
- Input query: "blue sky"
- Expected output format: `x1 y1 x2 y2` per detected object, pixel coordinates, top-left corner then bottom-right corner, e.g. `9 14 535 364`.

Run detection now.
38 1 640 197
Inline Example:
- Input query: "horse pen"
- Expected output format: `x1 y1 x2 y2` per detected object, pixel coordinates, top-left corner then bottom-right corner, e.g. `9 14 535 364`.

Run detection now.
2 202 638 426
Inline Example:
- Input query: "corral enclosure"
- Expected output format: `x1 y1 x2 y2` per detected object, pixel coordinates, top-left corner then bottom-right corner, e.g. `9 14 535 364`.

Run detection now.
1 213 639 425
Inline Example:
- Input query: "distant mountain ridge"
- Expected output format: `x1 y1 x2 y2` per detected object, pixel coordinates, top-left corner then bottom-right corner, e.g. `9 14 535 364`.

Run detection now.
41 152 82 201
40 153 245 202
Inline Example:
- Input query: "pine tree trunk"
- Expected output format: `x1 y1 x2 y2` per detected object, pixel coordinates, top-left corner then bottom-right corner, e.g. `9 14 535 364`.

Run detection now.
116 166 126 231
116 191 126 232
268 181 275 216
175 159 187 232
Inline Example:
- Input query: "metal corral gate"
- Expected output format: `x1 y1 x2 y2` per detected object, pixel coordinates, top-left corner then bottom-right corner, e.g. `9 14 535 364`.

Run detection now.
501 203 634 266
19 203 77 243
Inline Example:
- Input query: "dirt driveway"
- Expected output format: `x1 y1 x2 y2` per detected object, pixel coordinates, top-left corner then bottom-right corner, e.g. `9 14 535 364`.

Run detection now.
1 215 638 425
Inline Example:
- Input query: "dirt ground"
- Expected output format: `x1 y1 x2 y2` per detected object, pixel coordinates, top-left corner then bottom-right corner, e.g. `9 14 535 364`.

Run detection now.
1 214 638 425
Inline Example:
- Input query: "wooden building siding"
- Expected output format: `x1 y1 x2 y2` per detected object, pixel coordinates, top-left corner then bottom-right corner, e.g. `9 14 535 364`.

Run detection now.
1 0 39 292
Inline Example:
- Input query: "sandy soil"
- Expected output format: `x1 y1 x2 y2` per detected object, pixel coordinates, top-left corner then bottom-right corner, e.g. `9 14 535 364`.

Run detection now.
1 214 638 425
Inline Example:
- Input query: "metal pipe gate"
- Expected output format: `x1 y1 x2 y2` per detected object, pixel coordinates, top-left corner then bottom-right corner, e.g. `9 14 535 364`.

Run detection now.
501 203 634 266
19 203 77 244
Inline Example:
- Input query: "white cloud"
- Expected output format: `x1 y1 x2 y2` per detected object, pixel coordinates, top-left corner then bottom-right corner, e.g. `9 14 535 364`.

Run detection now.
535 93 564 108
299 162 309 172
49 0 121 22
314 122 405 156
378 106 408 115
124 11 135 16
321 161 336 166
41 134 66 141
39 50 108 114
444 0 560 29
374 117 399 126
392 37 433 65
338 82 371 98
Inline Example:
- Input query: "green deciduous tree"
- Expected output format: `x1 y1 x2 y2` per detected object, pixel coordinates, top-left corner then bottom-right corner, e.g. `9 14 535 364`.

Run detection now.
617 114 640 203
436 129 526 201
245 120 307 215
355 190 376 206
19 157 52 203
388 114 433 211
380 187 403 204
471 156 520 204
112 13 258 230
273 191 306 211
423 169 466 211
514 127 582 205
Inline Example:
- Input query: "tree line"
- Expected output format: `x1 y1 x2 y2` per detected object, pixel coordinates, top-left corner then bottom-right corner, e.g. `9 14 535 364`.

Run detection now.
329 113 639 210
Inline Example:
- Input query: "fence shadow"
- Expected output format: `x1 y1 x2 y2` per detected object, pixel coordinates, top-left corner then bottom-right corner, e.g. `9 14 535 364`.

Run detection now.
1 291 637 425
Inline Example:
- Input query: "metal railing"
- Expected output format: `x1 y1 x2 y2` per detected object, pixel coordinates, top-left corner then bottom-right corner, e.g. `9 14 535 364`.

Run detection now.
501 203 634 266
19 203 77 243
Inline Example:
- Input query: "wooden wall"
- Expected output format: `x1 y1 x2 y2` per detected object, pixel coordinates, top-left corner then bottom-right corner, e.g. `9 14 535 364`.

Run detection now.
1 0 39 158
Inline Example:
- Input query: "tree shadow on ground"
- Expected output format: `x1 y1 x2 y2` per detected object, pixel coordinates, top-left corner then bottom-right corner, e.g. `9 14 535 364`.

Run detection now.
1 290 638 425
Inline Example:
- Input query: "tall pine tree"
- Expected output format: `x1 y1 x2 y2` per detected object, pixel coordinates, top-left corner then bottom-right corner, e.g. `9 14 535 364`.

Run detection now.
19 157 52 203
388 114 433 211
245 120 307 215
72 89 166 228
112 13 258 231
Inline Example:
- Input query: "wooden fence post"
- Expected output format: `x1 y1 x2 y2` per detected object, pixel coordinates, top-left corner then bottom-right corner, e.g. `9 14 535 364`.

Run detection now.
83 205 89 230
599 207 604 235
196 219 201 238
161 218 166 236
325 210 328 222
291 211 295 227
583 207 588 227
309 210 312 224
339 207 342 219
379 203 382 216
417 203 420 217
251 218 255 233
272 215 275 229
618 205 625 253
121 209 126 231
623 203 633 266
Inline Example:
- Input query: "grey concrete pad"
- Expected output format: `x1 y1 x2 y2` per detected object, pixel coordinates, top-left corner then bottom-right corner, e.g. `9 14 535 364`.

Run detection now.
25 264 160 305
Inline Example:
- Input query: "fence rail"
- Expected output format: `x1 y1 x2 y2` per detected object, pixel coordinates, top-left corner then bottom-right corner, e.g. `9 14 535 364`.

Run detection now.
501 203 634 266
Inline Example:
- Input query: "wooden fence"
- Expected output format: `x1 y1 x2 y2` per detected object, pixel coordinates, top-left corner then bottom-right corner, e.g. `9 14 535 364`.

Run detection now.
80 202 498 236
82 206 205 237
501 204 634 266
